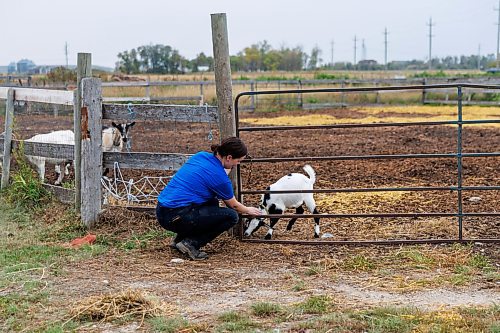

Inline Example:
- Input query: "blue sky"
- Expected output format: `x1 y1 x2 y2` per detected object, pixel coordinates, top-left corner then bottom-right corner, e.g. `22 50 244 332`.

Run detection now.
2 0 497 68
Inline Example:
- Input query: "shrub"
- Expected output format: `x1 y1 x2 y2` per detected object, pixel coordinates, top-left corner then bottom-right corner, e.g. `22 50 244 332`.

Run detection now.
1 146 48 208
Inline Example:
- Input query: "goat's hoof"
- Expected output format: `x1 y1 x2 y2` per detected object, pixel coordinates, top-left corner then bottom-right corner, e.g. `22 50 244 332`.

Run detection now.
264 234 272 240
286 226 293 231
314 234 320 238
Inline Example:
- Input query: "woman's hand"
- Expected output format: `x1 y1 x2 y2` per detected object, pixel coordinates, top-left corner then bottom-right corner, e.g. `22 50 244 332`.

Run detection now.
223 197 263 216
244 206 263 216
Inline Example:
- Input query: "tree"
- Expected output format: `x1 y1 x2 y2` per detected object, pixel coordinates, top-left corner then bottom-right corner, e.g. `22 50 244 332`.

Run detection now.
307 46 322 70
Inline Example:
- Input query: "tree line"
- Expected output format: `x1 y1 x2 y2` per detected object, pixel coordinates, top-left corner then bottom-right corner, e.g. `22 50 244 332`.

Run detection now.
115 41 496 74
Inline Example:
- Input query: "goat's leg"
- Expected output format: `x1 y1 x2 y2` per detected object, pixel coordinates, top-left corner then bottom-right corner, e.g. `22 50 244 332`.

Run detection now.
304 196 321 238
37 160 46 182
264 206 282 239
54 164 64 186
286 205 304 231
313 207 320 238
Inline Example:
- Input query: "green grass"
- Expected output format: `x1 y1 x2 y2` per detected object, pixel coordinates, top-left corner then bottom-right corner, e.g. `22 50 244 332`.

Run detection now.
147 316 190 333
343 254 376 271
296 295 331 314
215 311 260 332
250 302 282 317
1 148 49 208
288 304 500 333
0 198 107 332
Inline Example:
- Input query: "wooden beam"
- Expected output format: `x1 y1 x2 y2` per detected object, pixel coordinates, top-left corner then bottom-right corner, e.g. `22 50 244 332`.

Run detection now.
103 152 191 170
12 140 74 159
0 87 73 105
102 103 218 122
1 89 14 189
43 184 75 204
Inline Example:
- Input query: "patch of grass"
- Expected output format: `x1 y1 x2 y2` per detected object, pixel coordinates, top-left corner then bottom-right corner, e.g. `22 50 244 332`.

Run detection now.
314 72 349 80
291 279 306 292
354 306 421 333
305 263 324 276
1 147 49 208
296 295 330 314
395 248 435 269
0 198 108 332
250 302 282 317
117 230 174 251
147 316 190 333
343 254 375 271
215 311 260 332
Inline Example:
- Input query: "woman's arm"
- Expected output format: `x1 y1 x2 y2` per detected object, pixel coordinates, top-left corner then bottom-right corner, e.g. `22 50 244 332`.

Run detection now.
223 197 262 216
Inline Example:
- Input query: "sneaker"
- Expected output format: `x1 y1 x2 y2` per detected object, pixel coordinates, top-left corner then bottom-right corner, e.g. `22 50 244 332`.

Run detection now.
175 240 209 260
169 234 183 249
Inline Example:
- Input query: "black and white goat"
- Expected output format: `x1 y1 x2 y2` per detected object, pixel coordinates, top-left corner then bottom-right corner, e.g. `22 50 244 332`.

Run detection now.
25 130 74 185
102 122 135 153
102 122 135 176
244 164 321 239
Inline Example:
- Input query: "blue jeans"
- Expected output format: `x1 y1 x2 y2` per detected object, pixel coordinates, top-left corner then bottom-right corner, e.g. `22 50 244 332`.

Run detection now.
156 198 238 249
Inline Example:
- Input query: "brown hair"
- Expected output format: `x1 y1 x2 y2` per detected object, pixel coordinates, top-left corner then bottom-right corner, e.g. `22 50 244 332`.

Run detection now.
211 137 248 158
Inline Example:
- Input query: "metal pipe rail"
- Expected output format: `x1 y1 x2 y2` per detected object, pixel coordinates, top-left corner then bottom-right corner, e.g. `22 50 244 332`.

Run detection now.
235 83 500 245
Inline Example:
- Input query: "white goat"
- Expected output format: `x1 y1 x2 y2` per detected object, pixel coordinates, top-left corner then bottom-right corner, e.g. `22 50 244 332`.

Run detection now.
25 130 74 185
244 164 321 239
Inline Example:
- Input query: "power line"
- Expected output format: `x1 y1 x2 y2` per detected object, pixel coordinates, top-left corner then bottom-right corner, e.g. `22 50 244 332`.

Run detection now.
496 0 500 69
330 40 334 68
383 27 389 69
362 39 366 61
353 35 357 66
427 17 435 70
64 42 69 68
478 44 481 70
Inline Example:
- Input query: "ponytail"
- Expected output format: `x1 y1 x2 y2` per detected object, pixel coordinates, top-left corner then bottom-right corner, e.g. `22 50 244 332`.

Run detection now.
211 137 248 158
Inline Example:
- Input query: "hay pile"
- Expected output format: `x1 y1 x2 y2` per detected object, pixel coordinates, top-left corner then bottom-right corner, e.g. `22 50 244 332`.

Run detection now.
68 289 175 323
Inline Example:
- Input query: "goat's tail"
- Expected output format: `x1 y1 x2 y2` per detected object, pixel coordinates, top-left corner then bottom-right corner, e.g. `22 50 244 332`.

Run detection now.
303 164 316 184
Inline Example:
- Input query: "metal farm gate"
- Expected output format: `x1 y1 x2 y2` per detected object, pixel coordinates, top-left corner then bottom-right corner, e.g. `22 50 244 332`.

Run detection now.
235 83 500 245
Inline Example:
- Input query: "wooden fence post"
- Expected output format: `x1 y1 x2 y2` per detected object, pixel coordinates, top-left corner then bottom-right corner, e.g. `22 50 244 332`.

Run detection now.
421 78 427 104
211 13 239 236
1 89 14 190
80 78 102 227
75 53 92 211
211 13 235 139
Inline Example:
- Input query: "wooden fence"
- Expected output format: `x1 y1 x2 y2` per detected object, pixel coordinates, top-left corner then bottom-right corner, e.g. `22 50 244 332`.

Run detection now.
0 13 235 227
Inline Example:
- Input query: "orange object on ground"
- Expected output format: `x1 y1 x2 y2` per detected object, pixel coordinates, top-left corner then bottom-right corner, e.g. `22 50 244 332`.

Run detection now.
70 234 97 248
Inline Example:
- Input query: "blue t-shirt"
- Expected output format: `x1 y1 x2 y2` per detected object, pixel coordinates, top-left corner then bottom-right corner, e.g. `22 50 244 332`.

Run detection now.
157 151 234 208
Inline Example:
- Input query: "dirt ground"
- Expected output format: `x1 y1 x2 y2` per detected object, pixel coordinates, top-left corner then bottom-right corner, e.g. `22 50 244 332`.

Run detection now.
5 106 500 330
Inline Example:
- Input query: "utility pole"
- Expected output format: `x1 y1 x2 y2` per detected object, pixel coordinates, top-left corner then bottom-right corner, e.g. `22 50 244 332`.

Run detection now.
384 27 389 70
64 42 69 68
330 40 334 68
427 17 435 70
478 44 481 70
362 39 366 61
496 0 500 69
353 35 357 68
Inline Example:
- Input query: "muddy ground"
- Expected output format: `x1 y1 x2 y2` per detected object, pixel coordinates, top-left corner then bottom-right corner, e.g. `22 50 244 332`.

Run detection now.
4 106 500 331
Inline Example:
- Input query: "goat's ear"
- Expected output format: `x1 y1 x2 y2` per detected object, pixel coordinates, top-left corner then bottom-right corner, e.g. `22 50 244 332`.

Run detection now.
112 122 118 128
128 122 136 127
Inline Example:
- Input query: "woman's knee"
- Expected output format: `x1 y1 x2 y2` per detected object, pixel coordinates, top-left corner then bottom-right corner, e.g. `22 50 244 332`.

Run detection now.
227 209 239 226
